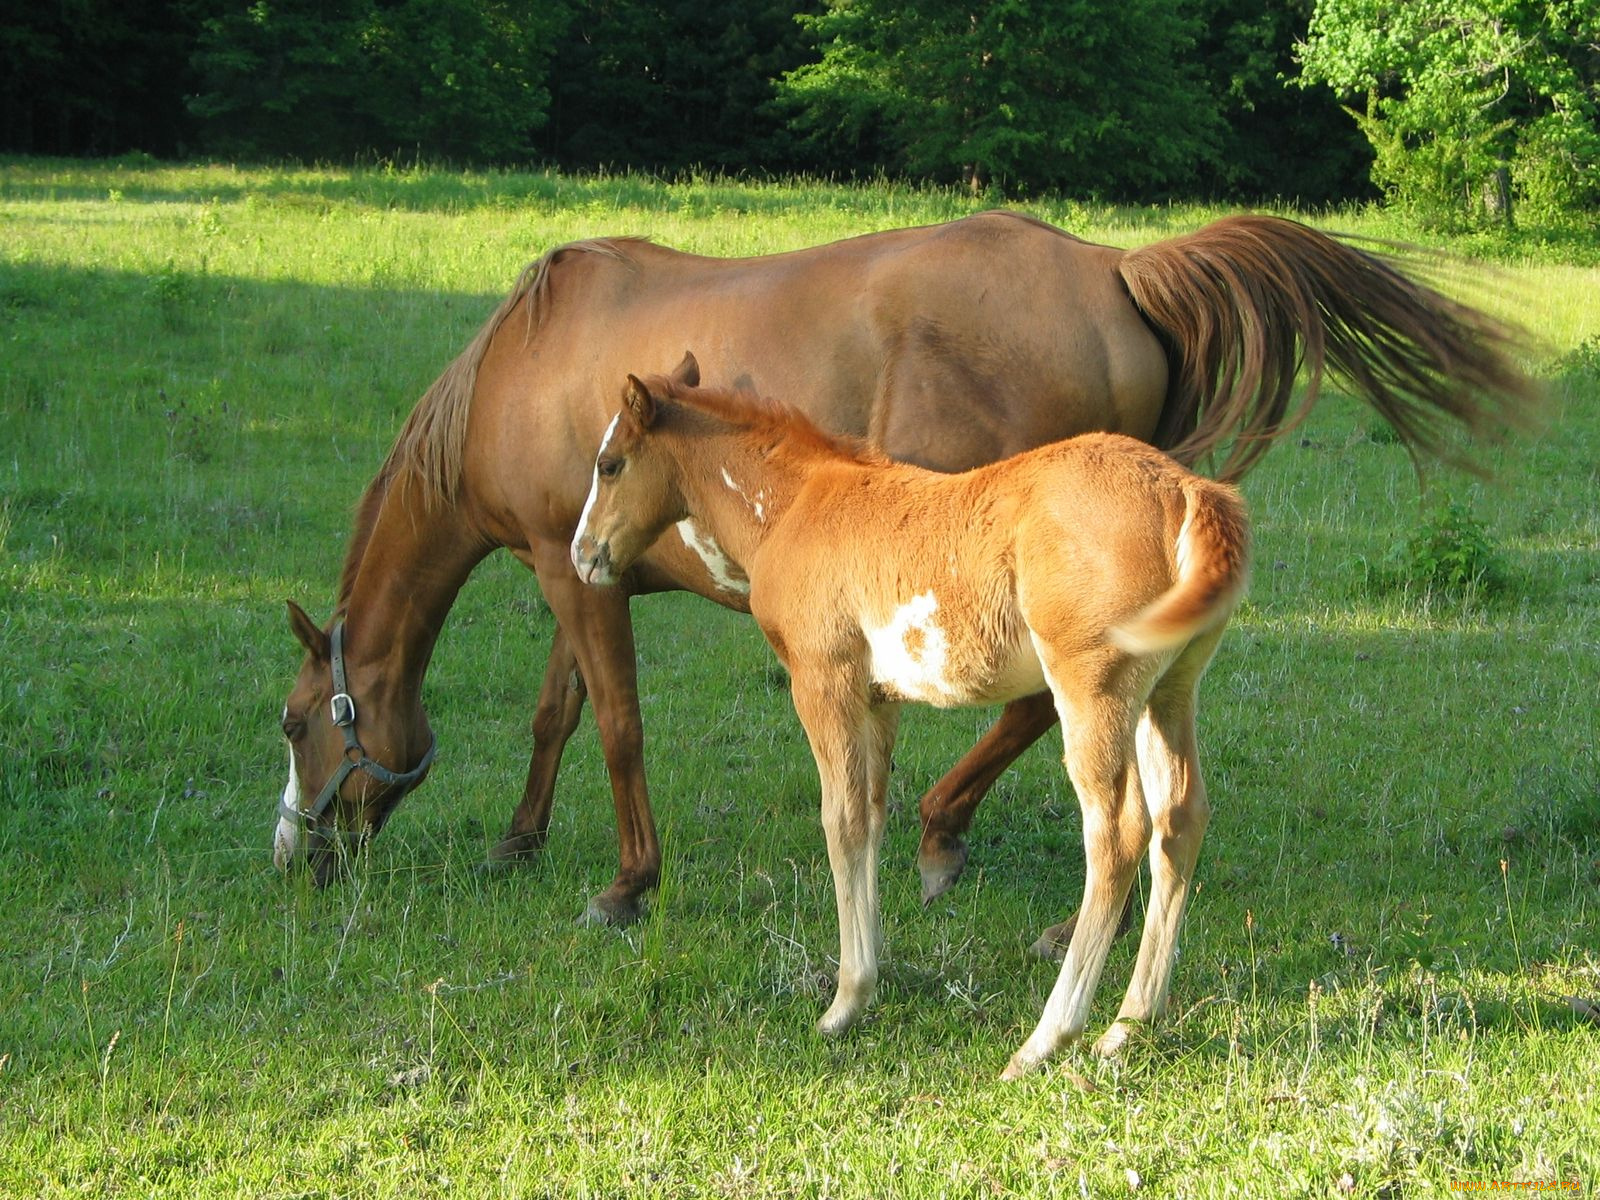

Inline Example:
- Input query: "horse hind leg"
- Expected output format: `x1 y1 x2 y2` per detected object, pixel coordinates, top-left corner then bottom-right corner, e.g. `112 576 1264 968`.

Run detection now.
1003 674 1151 1080
488 622 588 864
1093 629 1220 1059
917 691 1058 903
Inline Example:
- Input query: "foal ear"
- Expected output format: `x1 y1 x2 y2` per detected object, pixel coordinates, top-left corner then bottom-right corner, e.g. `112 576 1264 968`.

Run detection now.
286 600 331 662
671 351 700 388
623 374 658 429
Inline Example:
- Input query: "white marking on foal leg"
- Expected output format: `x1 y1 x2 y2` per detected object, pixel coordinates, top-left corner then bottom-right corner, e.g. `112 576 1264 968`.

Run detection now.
676 518 751 596
274 748 301 872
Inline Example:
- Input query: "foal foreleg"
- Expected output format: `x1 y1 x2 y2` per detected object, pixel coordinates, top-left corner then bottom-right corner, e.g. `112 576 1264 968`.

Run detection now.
1003 690 1150 1080
793 677 894 1036
490 623 588 863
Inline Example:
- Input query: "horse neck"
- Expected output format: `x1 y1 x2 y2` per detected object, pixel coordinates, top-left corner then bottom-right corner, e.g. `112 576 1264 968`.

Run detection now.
338 471 492 705
670 428 821 567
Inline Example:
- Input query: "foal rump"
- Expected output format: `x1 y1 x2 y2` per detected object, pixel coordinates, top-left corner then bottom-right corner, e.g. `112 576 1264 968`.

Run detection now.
1108 474 1250 655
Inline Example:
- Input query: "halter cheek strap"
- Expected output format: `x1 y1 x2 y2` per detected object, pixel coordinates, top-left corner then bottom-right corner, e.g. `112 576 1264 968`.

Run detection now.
279 620 437 827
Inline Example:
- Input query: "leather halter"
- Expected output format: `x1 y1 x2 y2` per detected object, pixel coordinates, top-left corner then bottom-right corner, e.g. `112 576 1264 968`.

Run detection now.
278 620 437 828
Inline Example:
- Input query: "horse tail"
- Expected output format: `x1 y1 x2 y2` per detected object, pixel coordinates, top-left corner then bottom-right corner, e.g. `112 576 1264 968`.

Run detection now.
1110 476 1250 655
1117 215 1540 482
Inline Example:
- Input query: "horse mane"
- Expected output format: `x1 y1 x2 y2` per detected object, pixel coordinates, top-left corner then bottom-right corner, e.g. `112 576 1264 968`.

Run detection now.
385 236 651 508
659 380 889 467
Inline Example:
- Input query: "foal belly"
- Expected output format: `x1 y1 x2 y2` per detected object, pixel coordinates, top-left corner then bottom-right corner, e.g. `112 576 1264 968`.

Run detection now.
863 592 1045 707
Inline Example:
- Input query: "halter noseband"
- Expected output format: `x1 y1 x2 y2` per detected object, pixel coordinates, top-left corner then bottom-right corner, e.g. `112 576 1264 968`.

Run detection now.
279 620 437 829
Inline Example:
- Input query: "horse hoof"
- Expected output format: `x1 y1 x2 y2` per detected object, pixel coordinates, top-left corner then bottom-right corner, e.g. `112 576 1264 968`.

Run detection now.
486 833 544 863
1028 919 1074 962
917 835 969 905
580 891 645 927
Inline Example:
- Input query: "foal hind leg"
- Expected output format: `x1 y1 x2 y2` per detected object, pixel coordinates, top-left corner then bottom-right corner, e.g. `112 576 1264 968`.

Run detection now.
917 692 1057 903
490 623 588 863
1093 633 1220 1058
1003 673 1151 1079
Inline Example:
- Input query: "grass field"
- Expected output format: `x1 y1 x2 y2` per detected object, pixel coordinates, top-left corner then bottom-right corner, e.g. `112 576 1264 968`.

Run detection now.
1 159 1597 1197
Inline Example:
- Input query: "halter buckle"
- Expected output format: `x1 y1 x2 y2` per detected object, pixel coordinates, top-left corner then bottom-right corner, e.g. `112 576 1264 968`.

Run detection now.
330 692 357 727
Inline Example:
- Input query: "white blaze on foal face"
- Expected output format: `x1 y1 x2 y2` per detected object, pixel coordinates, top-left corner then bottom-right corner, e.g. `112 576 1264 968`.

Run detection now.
866 591 955 702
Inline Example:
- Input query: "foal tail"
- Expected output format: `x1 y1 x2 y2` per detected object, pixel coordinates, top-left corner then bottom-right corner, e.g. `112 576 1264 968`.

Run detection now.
1118 215 1539 482
1110 478 1251 655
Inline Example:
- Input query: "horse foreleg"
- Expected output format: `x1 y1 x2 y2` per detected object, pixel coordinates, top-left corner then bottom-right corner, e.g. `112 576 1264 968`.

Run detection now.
488 622 588 863
532 545 660 926
917 691 1057 903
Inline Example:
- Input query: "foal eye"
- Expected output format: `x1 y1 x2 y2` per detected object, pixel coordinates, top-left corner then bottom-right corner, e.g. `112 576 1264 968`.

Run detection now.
597 458 623 480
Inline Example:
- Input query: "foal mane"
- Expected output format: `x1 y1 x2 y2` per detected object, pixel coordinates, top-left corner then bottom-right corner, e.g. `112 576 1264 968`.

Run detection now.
661 381 888 467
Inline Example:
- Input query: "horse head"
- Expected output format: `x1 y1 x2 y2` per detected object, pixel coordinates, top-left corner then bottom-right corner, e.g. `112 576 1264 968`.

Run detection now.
571 352 700 586
274 600 436 884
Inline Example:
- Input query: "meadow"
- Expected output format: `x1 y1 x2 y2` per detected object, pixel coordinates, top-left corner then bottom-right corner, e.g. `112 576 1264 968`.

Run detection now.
1 158 1596 1197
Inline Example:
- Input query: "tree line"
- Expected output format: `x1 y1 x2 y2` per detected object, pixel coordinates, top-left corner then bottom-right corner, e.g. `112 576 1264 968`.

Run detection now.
4 0 1595 223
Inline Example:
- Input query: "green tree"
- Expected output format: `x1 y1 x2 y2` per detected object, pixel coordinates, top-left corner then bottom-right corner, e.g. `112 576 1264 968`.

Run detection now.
1192 0 1372 204
777 0 1223 197
189 0 569 163
1295 0 1600 226
538 0 817 173
1 0 203 156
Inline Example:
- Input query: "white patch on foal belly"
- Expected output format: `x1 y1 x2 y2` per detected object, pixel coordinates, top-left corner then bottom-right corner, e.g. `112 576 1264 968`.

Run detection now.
866 592 957 704
274 748 301 871
677 519 750 596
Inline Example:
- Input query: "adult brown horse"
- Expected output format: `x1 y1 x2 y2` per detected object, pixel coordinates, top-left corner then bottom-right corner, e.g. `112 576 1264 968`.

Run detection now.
274 211 1533 927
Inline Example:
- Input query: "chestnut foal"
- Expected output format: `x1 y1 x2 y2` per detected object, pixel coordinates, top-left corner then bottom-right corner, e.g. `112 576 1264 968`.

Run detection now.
571 356 1250 1077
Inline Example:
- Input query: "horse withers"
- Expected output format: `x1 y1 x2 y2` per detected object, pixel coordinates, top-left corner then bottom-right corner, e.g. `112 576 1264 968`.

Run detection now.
571 355 1250 1077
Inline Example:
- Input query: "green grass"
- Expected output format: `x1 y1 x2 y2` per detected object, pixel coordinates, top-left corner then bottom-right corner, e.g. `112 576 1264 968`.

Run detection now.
1 159 1597 1197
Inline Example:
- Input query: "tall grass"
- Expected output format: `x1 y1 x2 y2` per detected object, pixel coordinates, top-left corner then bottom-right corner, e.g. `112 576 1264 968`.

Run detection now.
1 159 1596 1197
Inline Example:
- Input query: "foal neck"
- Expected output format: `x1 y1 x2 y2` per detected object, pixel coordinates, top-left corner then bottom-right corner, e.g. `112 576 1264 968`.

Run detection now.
668 423 829 568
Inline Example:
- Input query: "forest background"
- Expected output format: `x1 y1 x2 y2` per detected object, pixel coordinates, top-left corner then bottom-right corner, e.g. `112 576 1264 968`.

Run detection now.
4 0 1597 230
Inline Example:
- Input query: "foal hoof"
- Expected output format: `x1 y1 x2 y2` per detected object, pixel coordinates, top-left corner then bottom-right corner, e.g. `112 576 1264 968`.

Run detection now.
917 834 969 905
1092 1022 1137 1059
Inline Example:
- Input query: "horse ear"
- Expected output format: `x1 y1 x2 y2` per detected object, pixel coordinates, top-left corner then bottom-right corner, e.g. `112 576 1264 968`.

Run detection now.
624 374 658 429
286 600 330 662
671 351 700 388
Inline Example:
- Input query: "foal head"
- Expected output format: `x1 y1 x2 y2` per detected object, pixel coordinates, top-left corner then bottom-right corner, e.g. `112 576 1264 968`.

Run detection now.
571 352 702 587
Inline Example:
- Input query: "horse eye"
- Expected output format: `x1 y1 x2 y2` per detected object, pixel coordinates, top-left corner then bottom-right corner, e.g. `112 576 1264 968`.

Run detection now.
282 716 305 741
597 457 623 480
